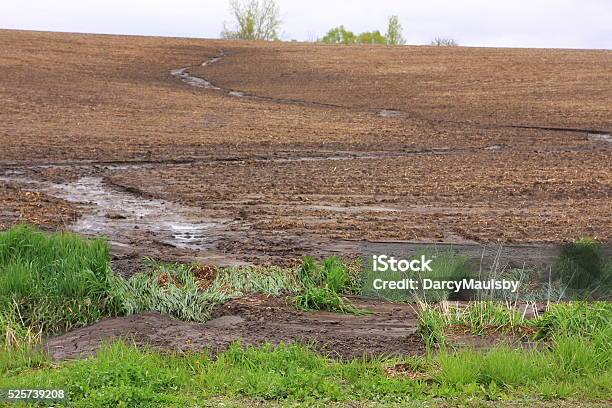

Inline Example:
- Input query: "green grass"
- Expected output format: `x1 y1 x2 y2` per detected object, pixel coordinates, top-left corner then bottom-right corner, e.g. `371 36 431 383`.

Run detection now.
534 301 612 340
117 261 222 322
294 256 368 315
416 301 528 348
119 261 303 322
1 226 611 406
554 237 611 297
0 226 369 349
1 339 610 407
416 300 612 349
208 264 301 296
0 225 122 343
0 226 306 342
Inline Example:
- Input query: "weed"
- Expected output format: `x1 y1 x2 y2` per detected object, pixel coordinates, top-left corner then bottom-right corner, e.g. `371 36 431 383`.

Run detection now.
416 301 531 348
118 261 218 322
361 251 473 303
294 256 368 315
415 304 448 348
208 264 300 296
119 261 302 322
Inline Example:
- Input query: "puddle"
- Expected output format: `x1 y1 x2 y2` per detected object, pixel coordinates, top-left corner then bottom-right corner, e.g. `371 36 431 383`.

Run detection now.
1 176 221 251
170 67 220 90
378 109 403 118
588 133 612 143
201 56 222 67
485 144 503 151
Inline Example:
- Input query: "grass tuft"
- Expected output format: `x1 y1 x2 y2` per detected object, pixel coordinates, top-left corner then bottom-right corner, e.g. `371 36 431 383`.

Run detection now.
294 256 368 315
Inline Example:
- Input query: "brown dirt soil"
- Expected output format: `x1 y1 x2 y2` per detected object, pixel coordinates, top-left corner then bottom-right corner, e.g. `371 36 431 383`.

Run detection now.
45 295 425 361
195 43 612 131
0 182 78 230
0 29 610 258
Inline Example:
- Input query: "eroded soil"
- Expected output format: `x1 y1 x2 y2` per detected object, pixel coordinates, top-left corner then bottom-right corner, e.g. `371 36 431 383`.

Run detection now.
1 30 611 359
1 29 610 258
45 295 424 361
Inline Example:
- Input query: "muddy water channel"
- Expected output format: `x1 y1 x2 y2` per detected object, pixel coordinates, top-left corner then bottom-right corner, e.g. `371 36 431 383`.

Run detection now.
2 175 222 251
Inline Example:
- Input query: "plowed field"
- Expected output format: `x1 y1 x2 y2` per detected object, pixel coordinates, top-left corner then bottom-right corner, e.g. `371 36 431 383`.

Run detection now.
1 29 611 263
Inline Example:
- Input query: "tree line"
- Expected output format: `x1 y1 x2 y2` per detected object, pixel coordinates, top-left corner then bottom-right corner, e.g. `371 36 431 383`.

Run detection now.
221 0 458 46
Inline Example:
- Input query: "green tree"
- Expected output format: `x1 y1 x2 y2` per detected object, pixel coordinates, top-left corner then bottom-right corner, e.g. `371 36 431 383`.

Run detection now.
356 30 387 45
221 0 281 41
385 15 405 45
320 26 356 44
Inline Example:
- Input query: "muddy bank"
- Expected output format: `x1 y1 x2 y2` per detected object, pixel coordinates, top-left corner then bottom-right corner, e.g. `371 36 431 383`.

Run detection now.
45 295 424 361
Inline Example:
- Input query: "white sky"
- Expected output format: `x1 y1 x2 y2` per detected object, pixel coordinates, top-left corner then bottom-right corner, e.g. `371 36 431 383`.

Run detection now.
1 0 611 49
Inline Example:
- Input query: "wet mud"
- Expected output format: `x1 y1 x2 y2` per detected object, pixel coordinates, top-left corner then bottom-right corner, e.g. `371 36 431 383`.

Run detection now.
45 295 425 361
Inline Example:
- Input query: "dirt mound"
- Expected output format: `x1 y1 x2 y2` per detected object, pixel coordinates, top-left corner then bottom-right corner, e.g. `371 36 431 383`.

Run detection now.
45 295 424 361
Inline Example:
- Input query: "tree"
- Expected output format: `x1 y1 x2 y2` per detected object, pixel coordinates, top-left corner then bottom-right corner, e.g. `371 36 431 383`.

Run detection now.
430 37 458 46
356 30 386 45
320 26 356 44
221 0 281 41
385 15 405 45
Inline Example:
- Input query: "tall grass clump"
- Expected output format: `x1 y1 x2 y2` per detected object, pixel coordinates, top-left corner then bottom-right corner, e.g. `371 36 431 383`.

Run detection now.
119 261 303 322
416 301 527 348
0 225 121 340
118 262 222 322
534 301 612 340
555 237 611 294
418 300 612 353
208 265 301 296
295 256 368 315
418 252 473 302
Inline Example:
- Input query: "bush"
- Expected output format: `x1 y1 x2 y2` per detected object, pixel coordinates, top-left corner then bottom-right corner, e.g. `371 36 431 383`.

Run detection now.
555 237 609 291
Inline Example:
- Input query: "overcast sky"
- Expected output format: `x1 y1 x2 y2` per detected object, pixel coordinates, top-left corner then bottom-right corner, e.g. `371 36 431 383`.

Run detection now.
1 0 611 49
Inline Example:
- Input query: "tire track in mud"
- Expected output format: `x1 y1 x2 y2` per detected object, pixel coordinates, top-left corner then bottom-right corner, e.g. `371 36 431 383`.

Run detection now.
170 52 611 139
377 109 612 139
2 142 603 172
0 146 508 171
